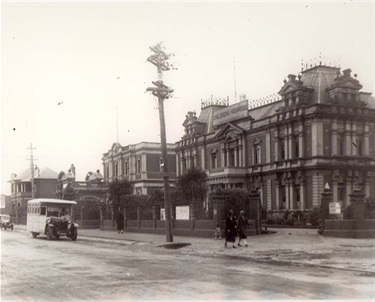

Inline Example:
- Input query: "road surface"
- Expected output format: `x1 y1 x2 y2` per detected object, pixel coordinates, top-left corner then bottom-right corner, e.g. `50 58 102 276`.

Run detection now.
1 230 373 300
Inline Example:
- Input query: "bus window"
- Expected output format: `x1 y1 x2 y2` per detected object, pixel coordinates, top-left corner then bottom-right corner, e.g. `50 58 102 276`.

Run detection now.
47 207 59 217
40 207 46 215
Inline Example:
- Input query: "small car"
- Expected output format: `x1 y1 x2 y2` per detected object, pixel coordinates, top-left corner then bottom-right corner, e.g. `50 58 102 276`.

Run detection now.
0 214 14 231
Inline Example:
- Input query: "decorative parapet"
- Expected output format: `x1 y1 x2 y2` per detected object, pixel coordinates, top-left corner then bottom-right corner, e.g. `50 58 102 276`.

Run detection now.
201 95 229 109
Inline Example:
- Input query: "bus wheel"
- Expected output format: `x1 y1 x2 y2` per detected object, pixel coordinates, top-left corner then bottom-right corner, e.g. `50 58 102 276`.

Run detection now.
46 227 54 240
32 232 38 238
71 228 78 241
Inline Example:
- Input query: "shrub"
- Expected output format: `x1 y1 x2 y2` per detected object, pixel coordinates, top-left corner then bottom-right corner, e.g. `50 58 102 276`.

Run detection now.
309 207 321 226
266 212 286 225
286 212 295 225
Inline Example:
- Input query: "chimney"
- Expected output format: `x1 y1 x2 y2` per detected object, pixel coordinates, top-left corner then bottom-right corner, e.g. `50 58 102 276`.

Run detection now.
342 69 352 78
70 164 76 177
288 74 296 82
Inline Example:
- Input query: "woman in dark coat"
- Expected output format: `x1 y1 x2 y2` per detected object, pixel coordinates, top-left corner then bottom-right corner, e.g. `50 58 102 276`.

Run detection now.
225 209 237 248
237 210 249 247
116 213 124 234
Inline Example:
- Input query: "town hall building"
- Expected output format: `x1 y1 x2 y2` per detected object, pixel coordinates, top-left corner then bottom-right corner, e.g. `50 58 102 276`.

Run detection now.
175 64 375 211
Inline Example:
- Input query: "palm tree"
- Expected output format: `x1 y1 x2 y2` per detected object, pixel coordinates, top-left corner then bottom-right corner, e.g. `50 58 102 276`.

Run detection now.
108 179 133 207
177 167 208 203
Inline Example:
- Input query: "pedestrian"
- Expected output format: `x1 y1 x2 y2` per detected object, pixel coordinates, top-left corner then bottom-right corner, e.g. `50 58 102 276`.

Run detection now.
116 213 124 234
237 210 250 247
214 224 222 240
225 209 238 248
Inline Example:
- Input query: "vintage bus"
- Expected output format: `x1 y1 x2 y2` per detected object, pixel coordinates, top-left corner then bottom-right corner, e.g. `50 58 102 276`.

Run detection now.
27 198 78 240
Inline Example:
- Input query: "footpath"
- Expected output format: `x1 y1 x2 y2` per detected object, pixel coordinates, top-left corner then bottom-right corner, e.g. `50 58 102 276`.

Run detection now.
13 225 375 275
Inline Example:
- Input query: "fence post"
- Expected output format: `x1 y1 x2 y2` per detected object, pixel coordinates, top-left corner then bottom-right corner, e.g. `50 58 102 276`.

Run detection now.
152 205 157 230
99 205 103 228
123 207 127 230
137 206 141 229
111 205 115 228
320 183 333 234
349 187 366 231
248 190 261 235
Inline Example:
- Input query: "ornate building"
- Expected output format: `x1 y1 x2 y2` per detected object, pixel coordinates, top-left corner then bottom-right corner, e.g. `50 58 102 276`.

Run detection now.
175 65 375 211
102 142 177 195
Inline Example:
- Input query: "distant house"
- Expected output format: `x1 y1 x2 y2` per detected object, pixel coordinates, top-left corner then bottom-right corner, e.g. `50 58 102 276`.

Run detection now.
9 166 58 224
102 142 177 195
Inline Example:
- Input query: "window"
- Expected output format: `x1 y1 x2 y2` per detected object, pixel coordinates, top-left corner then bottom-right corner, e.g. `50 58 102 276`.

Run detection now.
115 162 118 177
106 165 109 178
294 139 300 158
125 161 129 175
337 135 344 155
356 137 363 156
280 138 285 160
281 186 286 209
211 154 217 169
254 145 261 164
229 149 235 166
40 207 46 215
137 158 141 173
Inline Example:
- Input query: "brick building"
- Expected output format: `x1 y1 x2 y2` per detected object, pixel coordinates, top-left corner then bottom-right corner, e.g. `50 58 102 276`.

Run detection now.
9 166 58 223
175 65 375 211
102 142 177 195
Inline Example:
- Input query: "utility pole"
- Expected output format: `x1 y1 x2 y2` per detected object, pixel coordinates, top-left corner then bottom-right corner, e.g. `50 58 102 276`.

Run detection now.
146 42 174 242
26 143 37 199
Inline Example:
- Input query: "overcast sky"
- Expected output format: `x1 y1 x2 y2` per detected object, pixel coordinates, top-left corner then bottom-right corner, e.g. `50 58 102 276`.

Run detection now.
1 1 374 195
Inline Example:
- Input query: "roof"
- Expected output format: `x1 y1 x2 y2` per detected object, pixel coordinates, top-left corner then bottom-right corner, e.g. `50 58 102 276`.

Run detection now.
12 167 58 181
27 198 77 205
198 105 227 135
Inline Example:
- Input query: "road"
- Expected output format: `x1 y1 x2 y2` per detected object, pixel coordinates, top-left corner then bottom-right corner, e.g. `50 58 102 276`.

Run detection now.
1 230 374 300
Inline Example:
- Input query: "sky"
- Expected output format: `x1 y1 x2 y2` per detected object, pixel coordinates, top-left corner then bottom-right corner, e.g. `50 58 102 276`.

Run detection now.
1 1 374 195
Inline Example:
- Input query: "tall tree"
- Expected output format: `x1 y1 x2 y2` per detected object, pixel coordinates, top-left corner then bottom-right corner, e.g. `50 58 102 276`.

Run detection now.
177 167 208 203
108 179 133 207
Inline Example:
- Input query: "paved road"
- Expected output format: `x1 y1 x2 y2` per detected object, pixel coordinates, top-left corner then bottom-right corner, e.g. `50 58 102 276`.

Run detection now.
1 230 374 300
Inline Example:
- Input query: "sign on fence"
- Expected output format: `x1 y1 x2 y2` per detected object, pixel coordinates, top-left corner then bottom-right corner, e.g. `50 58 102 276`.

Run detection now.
176 206 189 220
329 202 341 214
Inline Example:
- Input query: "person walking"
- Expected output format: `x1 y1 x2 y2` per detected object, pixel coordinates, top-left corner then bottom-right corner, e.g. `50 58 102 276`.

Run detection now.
225 209 237 248
116 213 124 234
237 210 250 247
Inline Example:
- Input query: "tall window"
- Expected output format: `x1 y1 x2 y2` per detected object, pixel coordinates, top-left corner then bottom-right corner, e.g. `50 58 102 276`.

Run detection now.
254 145 261 165
211 149 217 169
106 165 109 179
182 158 186 173
281 186 286 209
115 162 118 177
137 158 141 173
125 161 129 175
229 149 235 166
279 138 285 160
337 135 344 155
356 137 363 156
294 138 300 158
